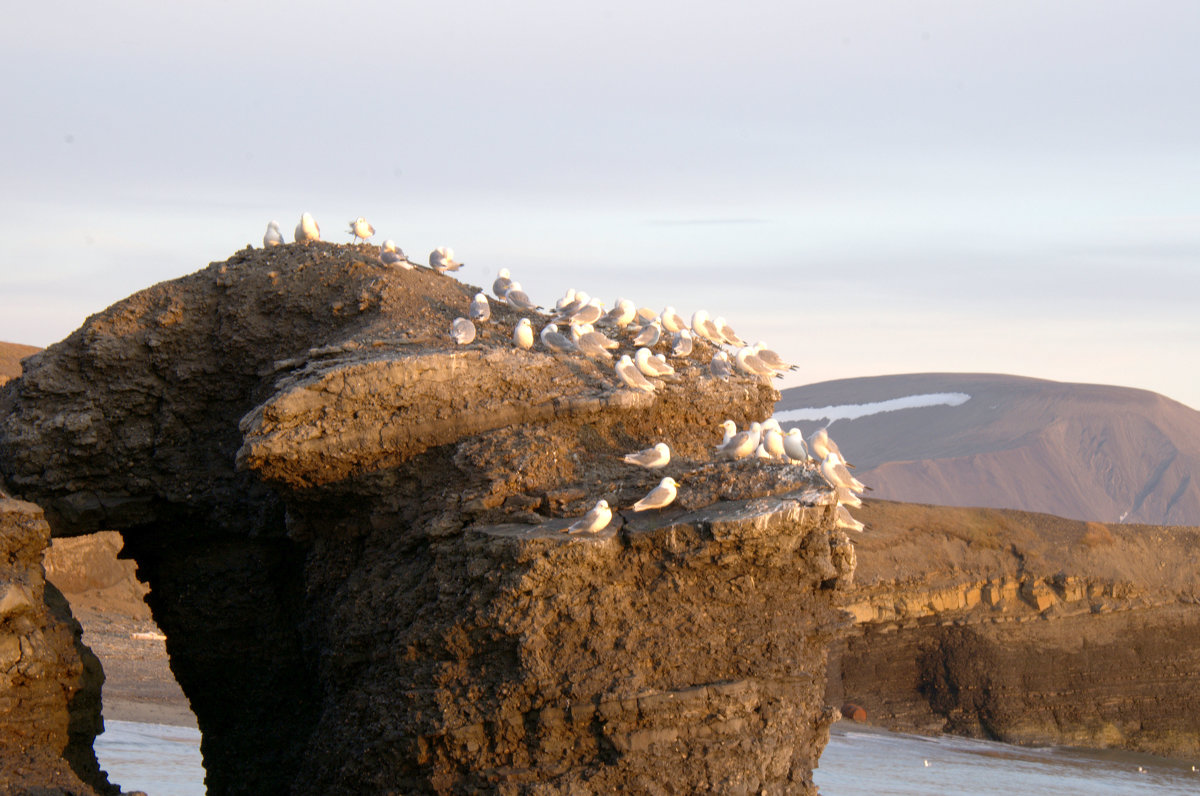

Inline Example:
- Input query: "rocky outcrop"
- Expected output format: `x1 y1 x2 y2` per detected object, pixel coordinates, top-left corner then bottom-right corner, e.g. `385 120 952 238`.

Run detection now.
826 500 1200 758
0 495 115 796
0 243 852 794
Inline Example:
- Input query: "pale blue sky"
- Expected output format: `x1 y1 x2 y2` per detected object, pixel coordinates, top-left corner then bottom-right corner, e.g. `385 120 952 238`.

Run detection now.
2 1 1198 407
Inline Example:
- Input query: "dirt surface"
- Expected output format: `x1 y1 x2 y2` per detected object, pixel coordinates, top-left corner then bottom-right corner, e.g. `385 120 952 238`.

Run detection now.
0 342 39 386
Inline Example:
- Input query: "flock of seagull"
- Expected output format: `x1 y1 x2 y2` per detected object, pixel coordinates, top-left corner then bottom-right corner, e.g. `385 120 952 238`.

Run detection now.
263 213 867 536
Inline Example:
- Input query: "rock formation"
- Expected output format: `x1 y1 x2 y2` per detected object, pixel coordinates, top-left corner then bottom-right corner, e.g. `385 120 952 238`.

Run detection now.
0 492 116 796
827 499 1200 758
0 243 852 794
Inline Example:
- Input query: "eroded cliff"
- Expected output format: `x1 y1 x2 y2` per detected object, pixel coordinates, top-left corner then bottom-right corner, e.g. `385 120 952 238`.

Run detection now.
0 243 852 794
827 500 1200 758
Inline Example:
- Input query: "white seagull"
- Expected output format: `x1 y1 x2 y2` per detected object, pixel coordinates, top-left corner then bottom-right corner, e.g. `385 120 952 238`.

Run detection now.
635 347 673 378
513 318 534 350
469 292 491 323
783 429 810 462
835 504 865 532
709 351 733 380
603 298 637 328
660 306 688 333
295 212 320 243
714 316 747 347
632 477 678 511
504 281 541 311
566 499 613 534
450 317 476 345
671 329 694 357
347 217 375 243
430 247 462 273
263 221 284 247
493 268 514 299
540 323 577 354
623 442 671 469
808 427 853 467
632 320 662 347
615 354 657 392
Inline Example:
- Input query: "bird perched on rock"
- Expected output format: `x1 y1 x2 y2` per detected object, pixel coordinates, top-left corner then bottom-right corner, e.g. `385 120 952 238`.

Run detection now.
493 268 514 299
263 221 284 247
429 247 462 273
632 320 662 347
671 329 694 357
714 317 746 347
635 347 673 377
615 354 656 392
347 217 375 244
450 317 476 345
835 504 865 532
660 306 688 334
709 351 733 380
603 298 637 328
295 212 320 243
718 422 762 460
783 428 810 462
504 282 541 311
632 477 678 511
380 240 415 269
762 428 787 460
735 346 777 377
566 499 612 534
623 442 670 469
819 454 868 493
691 310 724 344
539 323 577 354
575 330 615 360
809 427 852 467
513 318 534 350
753 342 797 372
565 298 604 327
469 292 491 323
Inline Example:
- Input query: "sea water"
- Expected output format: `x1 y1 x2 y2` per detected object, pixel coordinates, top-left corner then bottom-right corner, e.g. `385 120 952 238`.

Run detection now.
95 719 1200 795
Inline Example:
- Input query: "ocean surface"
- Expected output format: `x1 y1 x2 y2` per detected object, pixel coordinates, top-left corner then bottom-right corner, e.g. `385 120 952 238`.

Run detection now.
94 719 1200 795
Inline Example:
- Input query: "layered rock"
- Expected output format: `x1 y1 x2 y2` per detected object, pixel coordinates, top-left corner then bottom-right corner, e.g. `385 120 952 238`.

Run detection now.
1 243 852 793
0 495 115 796
827 500 1200 758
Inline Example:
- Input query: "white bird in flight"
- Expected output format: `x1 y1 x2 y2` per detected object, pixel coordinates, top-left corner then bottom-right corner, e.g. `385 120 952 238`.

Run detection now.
566 499 613 534
263 221 284 247
632 476 678 511
347 217 375 244
623 442 671 469
295 212 320 243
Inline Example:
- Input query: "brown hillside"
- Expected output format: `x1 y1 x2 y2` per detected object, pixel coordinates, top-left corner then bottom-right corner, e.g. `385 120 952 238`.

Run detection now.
777 373 1200 526
0 341 40 384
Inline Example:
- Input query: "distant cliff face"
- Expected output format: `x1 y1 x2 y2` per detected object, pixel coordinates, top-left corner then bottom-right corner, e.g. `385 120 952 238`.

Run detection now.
0 341 39 386
0 243 853 794
777 373 1200 526
827 500 1200 758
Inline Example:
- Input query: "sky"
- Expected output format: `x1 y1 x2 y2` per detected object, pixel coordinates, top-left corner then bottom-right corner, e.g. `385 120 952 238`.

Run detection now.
2 1 1198 408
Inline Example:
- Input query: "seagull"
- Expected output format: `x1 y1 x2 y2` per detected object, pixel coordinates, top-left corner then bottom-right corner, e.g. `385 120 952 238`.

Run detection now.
623 442 670 469
836 485 863 508
567 298 605 326
710 351 733 380
578 328 620 351
635 347 673 378
783 429 810 462
469 292 491 323
671 329 694 357
836 505 865 532
735 346 777 377
504 281 541 311
809 427 852 467
660 306 688 333
718 423 762 460
632 320 662 347
753 342 798 372
554 290 590 318
763 428 787 459
430 247 462 273
820 454 868 493
615 354 656 392
347 217 375 244
451 317 476 345
540 323 577 354
513 318 534 350
263 221 284 247
380 243 415 269
714 317 746 347
754 443 773 459
566 499 612 534
603 298 637 328
716 419 738 448
691 310 724 344
632 476 678 511
295 212 320 243
555 288 578 312
575 331 614 360
493 268 514 299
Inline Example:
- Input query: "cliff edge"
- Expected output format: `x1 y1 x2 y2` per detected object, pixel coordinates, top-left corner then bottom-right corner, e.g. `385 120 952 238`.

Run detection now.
0 243 853 794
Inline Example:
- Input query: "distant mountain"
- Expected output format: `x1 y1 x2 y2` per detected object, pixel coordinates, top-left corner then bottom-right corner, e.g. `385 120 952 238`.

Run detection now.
776 373 1200 526
0 342 39 385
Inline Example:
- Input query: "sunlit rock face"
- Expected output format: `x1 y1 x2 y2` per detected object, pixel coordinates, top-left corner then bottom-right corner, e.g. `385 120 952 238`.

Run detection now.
1 243 853 794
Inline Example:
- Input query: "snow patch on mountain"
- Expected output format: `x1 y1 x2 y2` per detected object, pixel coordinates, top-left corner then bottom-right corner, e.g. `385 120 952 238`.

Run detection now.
774 392 971 424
